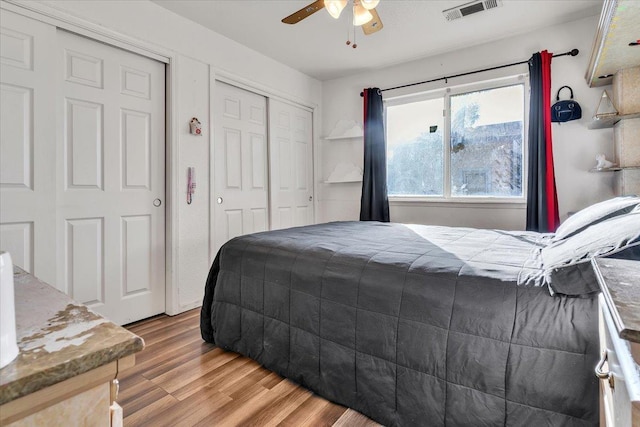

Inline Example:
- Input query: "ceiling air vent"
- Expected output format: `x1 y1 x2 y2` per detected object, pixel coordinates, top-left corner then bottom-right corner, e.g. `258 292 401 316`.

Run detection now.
443 0 503 21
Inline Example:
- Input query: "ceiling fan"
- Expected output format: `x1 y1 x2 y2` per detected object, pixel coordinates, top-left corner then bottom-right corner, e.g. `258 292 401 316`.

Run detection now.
282 0 384 40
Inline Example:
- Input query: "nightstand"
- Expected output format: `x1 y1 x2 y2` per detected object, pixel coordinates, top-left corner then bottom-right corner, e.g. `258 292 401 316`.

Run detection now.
592 257 640 427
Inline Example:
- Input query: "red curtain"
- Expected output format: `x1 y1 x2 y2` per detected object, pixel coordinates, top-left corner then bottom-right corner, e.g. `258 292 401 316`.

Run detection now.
541 51 560 231
526 50 560 232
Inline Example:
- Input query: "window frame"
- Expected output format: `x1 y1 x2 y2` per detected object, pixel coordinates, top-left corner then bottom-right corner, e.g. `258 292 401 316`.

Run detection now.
384 74 529 204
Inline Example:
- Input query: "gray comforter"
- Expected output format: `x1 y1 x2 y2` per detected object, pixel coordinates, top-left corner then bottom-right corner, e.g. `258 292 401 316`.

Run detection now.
201 221 598 426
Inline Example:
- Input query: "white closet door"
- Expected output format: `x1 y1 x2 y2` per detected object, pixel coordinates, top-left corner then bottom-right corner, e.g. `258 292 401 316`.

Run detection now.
0 10 57 284
268 99 314 230
56 30 165 325
212 81 268 254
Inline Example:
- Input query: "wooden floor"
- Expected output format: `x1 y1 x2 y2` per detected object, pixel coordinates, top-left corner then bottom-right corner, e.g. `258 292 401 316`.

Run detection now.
121 309 379 427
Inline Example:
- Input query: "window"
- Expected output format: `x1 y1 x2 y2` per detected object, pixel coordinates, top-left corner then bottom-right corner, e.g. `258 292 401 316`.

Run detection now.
386 78 526 201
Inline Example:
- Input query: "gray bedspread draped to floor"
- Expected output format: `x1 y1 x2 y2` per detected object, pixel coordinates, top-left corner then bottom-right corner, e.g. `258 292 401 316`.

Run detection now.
201 221 598 426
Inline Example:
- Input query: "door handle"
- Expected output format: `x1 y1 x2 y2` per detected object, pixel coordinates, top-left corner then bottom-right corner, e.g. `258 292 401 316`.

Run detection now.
153 199 162 207
309 196 313 202
217 197 223 204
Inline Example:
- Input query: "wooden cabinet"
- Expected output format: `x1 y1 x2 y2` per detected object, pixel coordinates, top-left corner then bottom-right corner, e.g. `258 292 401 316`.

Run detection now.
0 268 143 426
585 0 640 89
3 358 132 426
592 258 640 427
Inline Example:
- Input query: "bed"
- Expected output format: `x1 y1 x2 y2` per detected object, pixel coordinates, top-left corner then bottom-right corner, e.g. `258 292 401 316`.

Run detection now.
200 198 640 426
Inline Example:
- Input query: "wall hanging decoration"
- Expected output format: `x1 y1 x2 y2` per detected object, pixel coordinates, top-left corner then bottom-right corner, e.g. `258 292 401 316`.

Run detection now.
595 153 616 169
595 90 618 117
189 117 202 135
551 86 582 122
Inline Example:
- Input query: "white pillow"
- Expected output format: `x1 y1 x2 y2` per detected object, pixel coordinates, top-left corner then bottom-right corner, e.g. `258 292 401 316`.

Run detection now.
544 209 640 269
520 208 640 294
553 196 640 242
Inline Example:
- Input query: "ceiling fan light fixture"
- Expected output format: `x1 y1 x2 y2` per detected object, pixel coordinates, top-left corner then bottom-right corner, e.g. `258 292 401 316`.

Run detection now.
325 0 348 19
353 3 373 26
360 0 380 10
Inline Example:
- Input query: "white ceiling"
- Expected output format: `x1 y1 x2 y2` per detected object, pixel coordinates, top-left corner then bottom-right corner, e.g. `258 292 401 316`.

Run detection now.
151 0 603 81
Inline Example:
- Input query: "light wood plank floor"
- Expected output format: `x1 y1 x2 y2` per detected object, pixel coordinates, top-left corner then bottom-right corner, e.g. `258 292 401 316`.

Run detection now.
122 308 379 427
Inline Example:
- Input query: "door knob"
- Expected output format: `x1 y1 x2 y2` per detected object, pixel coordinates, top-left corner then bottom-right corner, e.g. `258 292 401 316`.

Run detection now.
153 199 162 207
309 196 313 201
217 197 223 204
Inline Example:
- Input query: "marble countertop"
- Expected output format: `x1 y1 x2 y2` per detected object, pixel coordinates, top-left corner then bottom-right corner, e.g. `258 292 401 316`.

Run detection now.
0 267 144 405
593 258 640 344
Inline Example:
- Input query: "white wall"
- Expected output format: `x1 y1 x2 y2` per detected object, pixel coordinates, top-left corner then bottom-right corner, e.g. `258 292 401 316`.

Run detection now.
13 0 322 314
176 56 211 310
36 0 321 105
320 15 615 230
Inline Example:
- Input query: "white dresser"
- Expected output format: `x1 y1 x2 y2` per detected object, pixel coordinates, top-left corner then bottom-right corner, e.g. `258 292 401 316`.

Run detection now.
592 258 640 427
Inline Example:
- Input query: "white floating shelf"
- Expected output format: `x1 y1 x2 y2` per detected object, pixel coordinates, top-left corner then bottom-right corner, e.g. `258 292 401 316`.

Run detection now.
589 165 640 172
589 167 622 172
324 135 363 140
324 179 363 184
324 119 363 139
588 112 640 129
326 162 363 183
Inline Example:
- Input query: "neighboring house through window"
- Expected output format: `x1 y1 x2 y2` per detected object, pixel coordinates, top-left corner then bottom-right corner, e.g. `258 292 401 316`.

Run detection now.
385 76 526 201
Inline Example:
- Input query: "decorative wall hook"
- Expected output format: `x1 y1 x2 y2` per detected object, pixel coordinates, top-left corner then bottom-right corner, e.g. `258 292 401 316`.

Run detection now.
190 117 202 135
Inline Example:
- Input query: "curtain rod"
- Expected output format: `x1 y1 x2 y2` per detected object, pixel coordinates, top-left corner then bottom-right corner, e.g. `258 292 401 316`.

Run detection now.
359 48 579 97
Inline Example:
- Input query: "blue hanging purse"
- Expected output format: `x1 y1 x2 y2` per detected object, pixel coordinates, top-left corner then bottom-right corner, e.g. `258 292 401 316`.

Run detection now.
551 86 582 123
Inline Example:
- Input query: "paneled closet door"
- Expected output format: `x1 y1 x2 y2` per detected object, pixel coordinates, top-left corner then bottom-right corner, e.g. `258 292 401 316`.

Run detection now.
0 10 57 285
268 99 314 230
212 81 269 254
56 30 166 325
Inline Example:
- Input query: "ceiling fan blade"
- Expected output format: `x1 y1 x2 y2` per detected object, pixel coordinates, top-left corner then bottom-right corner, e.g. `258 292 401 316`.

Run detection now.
282 0 325 24
362 8 383 35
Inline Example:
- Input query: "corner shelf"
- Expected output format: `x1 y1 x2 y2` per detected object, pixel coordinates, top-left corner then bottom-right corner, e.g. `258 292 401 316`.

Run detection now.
325 162 363 184
324 135 363 141
323 179 363 184
589 167 622 172
589 166 640 173
323 120 364 186
588 112 640 129
323 119 363 140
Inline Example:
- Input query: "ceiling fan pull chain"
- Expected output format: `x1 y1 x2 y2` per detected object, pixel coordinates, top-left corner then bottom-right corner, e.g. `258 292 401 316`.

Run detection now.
352 4 358 48
346 17 351 45
346 4 352 46
353 23 357 48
